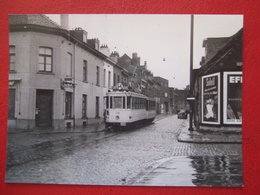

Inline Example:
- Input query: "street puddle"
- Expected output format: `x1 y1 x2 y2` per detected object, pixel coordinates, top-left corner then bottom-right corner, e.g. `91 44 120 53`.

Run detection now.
134 155 242 186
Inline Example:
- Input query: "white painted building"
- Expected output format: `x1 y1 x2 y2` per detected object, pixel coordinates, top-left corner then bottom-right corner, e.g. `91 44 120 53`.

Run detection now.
8 14 115 130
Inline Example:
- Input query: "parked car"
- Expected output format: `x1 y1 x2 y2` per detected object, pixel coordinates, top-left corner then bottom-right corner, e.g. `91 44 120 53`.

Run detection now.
177 109 188 119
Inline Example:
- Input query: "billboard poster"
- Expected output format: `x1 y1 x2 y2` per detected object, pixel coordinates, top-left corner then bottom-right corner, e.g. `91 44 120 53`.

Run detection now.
202 73 220 124
224 72 242 124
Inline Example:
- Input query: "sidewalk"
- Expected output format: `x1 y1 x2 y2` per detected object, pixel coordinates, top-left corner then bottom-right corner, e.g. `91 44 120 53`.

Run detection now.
177 120 242 144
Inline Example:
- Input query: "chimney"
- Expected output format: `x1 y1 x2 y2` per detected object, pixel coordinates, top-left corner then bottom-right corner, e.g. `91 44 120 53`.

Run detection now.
87 38 100 50
131 52 140 66
100 44 110 56
110 51 119 63
70 27 88 43
60 14 69 30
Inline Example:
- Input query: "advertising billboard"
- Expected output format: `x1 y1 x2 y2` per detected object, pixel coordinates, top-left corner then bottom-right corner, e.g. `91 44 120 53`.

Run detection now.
223 72 242 124
202 73 220 124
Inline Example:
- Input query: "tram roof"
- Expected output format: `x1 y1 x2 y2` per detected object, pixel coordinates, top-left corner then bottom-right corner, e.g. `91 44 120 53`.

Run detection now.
107 91 148 98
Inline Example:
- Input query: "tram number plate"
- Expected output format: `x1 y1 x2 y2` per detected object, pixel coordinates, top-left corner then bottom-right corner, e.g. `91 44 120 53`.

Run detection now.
120 122 126 126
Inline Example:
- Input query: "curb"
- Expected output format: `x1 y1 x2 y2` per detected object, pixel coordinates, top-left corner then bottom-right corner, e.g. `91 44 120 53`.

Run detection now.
177 122 242 144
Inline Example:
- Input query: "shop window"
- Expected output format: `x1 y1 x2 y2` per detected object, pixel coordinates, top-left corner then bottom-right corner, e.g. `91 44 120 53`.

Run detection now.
65 92 72 119
223 72 242 124
82 94 87 118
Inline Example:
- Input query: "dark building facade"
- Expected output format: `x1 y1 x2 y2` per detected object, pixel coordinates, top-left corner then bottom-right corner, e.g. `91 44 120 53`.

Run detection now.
153 76 170 114
192 29 242 132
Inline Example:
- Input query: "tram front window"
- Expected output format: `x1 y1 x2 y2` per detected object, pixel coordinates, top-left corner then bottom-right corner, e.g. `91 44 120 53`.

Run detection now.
113 96 122 109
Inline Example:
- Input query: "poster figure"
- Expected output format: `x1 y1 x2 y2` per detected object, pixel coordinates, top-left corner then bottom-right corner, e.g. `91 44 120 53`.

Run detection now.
205 99 214 119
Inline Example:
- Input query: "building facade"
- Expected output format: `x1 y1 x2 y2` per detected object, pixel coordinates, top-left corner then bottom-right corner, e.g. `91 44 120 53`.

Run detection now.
192 29 242 132
8 15 112 130
153 76 170 114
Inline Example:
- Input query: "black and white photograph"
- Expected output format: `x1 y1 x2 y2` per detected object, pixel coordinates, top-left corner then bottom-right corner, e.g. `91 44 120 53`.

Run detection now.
6 14 243 186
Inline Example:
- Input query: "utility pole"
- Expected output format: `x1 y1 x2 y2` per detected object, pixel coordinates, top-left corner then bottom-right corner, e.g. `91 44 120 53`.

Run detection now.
188 15 194 131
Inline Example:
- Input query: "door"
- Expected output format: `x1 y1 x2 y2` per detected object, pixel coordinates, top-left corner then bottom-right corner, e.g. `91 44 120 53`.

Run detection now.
36 89 53 127
96 96 99 118
8 88 16 119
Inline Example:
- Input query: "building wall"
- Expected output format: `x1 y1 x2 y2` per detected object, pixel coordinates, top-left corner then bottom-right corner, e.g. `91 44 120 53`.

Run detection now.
9 30 106 129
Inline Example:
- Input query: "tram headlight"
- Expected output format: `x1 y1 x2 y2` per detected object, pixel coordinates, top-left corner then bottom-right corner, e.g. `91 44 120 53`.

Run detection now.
129 116 132 119
116 115 120 120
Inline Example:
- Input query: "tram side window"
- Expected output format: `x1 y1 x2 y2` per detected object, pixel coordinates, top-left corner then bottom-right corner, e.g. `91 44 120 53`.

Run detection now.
123 96 125 109
132 97 135 109
110 97 113 109
127 97 131 109
106 96 109 109
113 96 122 109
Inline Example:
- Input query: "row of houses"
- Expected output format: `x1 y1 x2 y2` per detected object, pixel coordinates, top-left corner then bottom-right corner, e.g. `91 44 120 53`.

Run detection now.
8 14 184 130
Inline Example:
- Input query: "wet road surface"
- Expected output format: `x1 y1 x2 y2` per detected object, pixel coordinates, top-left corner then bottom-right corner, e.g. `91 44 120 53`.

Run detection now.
6 115 242 186
132 155 242 186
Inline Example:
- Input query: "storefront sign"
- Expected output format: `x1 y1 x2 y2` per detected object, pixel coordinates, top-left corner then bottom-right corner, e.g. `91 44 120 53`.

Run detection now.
201 73 220 124
223 72 242 124
61 77 74 89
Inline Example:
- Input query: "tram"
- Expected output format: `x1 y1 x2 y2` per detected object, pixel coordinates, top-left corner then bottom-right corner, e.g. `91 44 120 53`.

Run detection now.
104 90 156 129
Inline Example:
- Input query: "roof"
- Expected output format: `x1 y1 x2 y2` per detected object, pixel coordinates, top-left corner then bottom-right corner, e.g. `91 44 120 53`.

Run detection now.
9 14 115 63
9 14 60 28
198 28 243 76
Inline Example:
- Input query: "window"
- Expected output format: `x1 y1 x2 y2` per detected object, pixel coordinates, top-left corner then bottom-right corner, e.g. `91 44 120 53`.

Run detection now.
127 96 131 109
110 96 113 108
117 75 120 84
66 52 72 76
113 73 116 86
123 96 126 109
9 46 15 71
83 60 88 82
223 72 242 124
113 96 122 109
65 92 72 119
103 69 106 87
108 71 111 88
8 89 16 119
106 96 109 109
96 66 100 86
82 94 87 118
38 47 53 72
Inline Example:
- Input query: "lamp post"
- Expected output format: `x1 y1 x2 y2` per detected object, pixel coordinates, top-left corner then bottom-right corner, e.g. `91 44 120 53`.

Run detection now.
188 14 194 131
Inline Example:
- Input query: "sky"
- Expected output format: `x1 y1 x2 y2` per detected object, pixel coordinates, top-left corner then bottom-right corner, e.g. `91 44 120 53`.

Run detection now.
46 14 243 89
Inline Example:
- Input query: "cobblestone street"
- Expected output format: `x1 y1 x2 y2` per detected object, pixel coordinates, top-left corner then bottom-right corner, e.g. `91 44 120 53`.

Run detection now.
5 115 242 186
